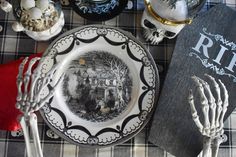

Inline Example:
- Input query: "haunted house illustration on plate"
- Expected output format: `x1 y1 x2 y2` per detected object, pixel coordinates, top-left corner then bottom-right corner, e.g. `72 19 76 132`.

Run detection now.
62 51 132 122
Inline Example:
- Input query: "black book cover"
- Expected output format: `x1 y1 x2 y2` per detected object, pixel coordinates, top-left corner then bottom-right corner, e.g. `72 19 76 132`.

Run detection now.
149 4 236 157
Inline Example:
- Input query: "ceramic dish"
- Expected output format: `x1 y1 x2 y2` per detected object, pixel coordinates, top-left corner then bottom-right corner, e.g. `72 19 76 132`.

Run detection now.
39 25 159 147
69 0 128 21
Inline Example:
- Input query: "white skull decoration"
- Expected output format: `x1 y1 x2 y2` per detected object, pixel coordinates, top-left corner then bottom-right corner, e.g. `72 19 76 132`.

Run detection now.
141 0 190 45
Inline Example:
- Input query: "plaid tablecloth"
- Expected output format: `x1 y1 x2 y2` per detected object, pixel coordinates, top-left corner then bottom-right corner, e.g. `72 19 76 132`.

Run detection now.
0 0 236 157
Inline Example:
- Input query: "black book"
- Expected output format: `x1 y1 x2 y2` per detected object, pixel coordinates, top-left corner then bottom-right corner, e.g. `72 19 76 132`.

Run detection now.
149 4 236 157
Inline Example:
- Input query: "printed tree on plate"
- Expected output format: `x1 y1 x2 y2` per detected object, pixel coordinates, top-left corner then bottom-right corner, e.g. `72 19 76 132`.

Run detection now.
109 60 128 108
98 53 131 109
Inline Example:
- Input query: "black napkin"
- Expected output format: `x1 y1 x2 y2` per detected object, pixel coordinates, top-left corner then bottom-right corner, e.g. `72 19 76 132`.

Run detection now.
148 4 236 157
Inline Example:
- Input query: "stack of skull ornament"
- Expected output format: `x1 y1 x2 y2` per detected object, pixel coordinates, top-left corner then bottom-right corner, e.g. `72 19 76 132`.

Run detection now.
12 0 65 41
17 0 59 32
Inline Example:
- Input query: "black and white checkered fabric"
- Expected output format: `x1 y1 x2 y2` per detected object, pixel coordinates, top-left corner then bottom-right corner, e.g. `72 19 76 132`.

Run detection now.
0 0 235 157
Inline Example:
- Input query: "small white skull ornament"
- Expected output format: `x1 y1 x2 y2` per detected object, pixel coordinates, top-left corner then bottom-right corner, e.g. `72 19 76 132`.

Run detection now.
141 0 189 45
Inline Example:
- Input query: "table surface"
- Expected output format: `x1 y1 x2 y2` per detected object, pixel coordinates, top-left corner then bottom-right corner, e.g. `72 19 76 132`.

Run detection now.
0 0 236 157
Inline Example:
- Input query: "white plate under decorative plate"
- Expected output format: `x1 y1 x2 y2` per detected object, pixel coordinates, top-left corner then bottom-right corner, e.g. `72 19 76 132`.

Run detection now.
39 25 159 147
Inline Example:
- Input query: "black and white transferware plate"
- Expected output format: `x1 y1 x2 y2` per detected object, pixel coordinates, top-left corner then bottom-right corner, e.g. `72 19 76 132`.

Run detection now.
39 25 159 147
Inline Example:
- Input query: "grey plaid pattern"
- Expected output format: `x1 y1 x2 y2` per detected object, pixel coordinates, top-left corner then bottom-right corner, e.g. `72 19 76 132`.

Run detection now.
0 0 236 157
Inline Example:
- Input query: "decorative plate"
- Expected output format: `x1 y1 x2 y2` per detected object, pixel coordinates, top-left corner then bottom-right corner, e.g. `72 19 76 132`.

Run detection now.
39 25 159 147
69 0 128 21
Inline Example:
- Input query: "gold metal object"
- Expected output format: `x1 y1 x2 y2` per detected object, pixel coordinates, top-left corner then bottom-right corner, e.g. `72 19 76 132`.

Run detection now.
144 0 192 26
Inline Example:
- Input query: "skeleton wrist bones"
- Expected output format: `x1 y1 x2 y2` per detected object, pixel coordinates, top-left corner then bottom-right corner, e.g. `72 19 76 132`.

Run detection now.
16 57 63 157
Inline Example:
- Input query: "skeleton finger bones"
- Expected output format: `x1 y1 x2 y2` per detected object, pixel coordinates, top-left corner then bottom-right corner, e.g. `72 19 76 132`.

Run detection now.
16 57 63 157
188 74 229 157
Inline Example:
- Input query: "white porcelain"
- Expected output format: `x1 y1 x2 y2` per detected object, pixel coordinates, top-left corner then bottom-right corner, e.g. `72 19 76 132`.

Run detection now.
13 12 64 41
38 25 160 147
13 0 63 41
27 12 64 41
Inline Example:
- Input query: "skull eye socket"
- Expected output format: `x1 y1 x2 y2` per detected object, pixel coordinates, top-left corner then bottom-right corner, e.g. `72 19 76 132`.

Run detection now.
143 19 156 29
164 31 176 38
